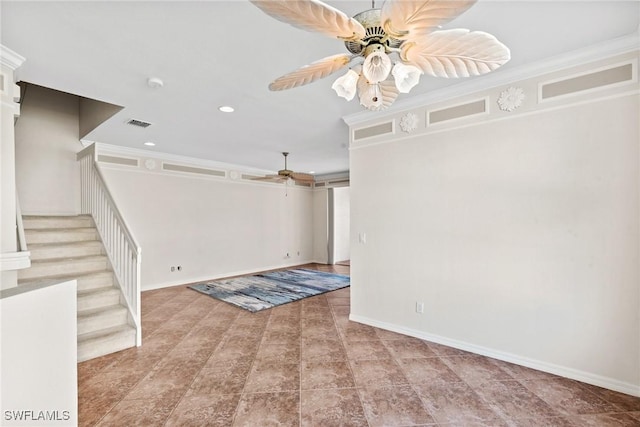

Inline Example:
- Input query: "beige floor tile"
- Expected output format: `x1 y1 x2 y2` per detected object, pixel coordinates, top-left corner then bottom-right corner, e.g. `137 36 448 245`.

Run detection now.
233 391 299 427
301 360 355 390
521 377 622 415
350 358 409 387
243 361 300 393
301 388 367 427
358 385 436 426
165 394 241 427
414 380 502 425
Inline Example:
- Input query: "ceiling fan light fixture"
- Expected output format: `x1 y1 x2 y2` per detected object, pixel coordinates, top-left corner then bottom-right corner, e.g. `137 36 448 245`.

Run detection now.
392 62 423 93
251 0 510 111
362 50 392 84
332 69 359 101
358 80 384 110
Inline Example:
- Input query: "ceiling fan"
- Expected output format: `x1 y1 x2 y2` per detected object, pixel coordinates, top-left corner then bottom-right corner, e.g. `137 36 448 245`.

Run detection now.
253 152 315 184
250 0 510 111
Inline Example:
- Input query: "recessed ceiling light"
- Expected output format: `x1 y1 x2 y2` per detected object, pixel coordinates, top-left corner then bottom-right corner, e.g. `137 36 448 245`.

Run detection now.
219 106 234 113
144 141 156 146
309 171 315 174
147 77 163 88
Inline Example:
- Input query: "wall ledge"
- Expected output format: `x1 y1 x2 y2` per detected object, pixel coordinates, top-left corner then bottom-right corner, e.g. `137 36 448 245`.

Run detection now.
0 250 30 271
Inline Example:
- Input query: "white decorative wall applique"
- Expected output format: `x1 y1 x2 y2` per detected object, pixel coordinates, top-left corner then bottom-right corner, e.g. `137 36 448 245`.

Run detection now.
144 159 156 170
399 112 419 133
497 86 525 112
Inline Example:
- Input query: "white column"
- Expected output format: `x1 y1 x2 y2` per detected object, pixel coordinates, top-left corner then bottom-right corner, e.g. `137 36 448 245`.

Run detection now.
0 45 28 290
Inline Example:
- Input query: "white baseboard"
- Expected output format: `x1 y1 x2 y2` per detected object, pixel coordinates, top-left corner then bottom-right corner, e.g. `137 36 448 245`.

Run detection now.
349 313 640 397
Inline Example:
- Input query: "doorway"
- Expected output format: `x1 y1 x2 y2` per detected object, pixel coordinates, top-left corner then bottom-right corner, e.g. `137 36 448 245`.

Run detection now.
328 187 350 265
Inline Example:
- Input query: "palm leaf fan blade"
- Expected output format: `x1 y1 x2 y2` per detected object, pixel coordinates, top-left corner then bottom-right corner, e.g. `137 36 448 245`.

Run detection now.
250 0 366 41
269 54 352 91
290 172 315 182
381 0 477 40
400 29 510 78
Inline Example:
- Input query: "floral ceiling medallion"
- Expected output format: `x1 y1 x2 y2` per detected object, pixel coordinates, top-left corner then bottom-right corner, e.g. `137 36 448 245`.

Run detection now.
144 159 156 170
399 112 419 133
497 86 525 112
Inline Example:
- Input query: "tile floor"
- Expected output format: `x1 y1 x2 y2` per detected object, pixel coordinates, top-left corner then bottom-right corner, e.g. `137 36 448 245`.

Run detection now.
78 263 640 426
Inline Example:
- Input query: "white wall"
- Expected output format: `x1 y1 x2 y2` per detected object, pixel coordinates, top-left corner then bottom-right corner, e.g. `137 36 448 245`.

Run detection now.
312 189 328 263
15 84 82 215
101 164 315 290
333 186 350 263
0 280 78 426
349 52 639 395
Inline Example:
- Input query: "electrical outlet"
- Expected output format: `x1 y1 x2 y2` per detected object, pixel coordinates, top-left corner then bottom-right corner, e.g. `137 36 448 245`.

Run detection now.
170 266 175 272
416 302 424 314
177 266 182 271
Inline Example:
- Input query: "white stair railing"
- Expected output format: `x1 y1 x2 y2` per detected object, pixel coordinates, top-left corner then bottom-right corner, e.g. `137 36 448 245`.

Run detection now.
77 144 142 346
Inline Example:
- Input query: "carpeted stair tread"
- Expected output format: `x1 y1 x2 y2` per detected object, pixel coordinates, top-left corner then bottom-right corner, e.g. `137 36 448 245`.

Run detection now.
18 269 113 286
77 286 121 310
25 227 97 232
29 254 108 264
77 286 119 297
77 324 137 362
28 240 103 248
78 324 136 342
22 215 94 230
28 241 105 261
77 303 128 318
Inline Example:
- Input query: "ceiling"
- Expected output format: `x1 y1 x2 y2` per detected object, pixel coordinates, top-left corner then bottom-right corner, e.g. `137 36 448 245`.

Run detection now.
2 1 639 176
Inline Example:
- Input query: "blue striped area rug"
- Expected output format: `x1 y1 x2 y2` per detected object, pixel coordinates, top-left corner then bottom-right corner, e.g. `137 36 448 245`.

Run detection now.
188 268 350 312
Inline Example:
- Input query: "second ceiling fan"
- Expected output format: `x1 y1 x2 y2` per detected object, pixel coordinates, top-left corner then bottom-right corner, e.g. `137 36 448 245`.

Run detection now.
253 152 315 184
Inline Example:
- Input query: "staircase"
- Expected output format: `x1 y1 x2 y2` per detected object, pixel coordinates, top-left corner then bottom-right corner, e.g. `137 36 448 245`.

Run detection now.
18 215 137 362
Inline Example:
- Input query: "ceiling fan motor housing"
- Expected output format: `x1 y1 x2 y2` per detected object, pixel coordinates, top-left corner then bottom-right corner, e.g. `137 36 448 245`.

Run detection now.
278 152 293 177
344 8 402 56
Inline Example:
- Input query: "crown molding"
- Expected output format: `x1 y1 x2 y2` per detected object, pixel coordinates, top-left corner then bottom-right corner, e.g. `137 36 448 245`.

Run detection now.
314 171 349 181
343 30 640 126
0 45 26 71
89 142 276 176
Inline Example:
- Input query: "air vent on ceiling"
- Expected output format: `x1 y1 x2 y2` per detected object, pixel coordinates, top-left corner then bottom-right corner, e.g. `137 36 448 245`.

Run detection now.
126 118 152 128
